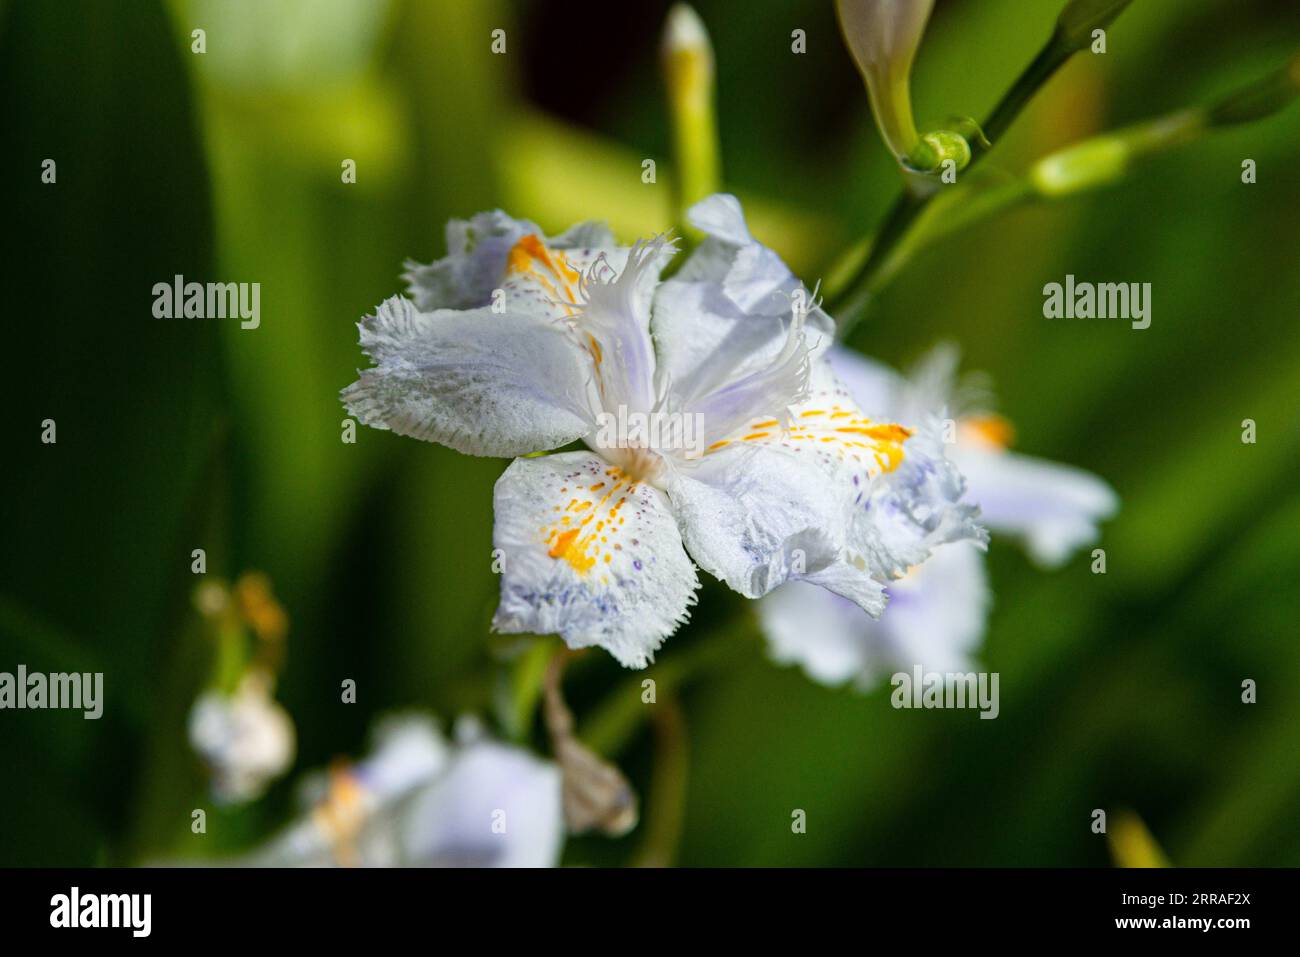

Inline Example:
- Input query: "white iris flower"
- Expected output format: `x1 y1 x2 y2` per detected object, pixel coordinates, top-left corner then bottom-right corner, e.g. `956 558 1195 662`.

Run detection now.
246 715 564 868
761 344 1118 687
343 194 983 668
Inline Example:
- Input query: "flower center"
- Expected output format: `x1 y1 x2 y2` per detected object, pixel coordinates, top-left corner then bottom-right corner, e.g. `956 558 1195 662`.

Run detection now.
599 444 668 486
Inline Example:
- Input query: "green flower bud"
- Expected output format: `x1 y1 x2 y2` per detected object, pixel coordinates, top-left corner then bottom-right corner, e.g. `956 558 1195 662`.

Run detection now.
1029 135 1130 197
662 4 721 236
1206 51 1300 127
1029 112 1202 197
910 129 972 175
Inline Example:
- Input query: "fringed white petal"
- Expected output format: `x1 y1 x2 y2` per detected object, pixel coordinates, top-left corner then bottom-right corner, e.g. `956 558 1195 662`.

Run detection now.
950 446 1118 567
403 210 616 313
669 357 984 612
833 343 1115 568
492 452 700 668
404 210 544 311
341 297 596 457
761 541 989 688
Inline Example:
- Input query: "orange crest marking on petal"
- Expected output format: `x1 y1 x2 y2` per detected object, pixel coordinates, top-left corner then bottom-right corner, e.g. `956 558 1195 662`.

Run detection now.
540 469 637 576
960 413 1015 450
312 765 369 866
506 234 582 314
723 408 913 476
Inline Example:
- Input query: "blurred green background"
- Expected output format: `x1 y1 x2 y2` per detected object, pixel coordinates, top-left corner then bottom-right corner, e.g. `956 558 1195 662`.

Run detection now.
2 0 1298 866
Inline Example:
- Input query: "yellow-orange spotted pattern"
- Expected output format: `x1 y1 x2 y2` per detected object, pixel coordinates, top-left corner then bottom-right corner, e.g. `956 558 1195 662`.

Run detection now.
506 234 581 311
708 406 913 476
506 234 607 373
542 467 637 580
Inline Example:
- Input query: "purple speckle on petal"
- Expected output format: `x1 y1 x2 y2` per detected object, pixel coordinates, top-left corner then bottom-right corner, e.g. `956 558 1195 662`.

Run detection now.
633 559 643 571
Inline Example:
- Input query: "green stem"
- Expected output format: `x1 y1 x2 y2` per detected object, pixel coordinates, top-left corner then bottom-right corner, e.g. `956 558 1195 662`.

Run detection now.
828 189 922 331
580 622 751 757
631 695 689 867
977 38 1071 161
496 635 563 742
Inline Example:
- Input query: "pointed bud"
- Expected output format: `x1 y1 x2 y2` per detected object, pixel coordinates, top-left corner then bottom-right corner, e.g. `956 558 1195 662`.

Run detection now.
662 4 720 238
1206 51 1300 126
1031 51 1300 200
1029 112 1202 197
837 0 935 164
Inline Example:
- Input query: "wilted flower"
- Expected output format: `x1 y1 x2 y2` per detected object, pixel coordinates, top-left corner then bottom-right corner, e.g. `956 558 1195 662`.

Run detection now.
836 0 933 163
343 194 983 667
188 670 296 804
543 654 638 836
760 344 1117 687
245 714 564 868
836 0 970 173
